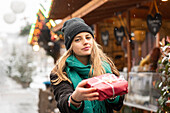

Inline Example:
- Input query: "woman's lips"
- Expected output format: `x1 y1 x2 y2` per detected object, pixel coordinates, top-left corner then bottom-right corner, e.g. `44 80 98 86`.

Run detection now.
82 47 90 50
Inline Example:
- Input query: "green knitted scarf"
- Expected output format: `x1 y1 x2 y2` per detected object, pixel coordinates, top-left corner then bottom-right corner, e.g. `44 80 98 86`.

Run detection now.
65 55 112 113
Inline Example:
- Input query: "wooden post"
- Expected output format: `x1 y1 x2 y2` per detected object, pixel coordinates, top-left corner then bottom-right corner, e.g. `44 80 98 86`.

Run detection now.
126 11 132 80
156 32 160 47
93 24 98 41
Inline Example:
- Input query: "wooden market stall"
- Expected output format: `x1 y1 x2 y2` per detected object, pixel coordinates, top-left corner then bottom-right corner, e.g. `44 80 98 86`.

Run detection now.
49 0 152 71
48 0 170 69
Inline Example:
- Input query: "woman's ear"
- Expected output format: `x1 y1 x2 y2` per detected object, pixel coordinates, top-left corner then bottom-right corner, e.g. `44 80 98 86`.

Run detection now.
67 46 73 54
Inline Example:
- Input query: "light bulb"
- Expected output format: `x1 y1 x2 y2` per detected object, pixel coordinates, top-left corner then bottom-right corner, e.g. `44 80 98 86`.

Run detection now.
162 0 168 2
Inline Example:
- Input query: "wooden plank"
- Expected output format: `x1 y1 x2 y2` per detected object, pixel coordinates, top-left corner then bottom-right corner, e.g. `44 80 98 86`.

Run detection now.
99 0 150 10
126 11 132 79
52 0 108 31
49 0 90 19
156 33 160 47
108 0 151 2
85 5 134 18
71 0 108 18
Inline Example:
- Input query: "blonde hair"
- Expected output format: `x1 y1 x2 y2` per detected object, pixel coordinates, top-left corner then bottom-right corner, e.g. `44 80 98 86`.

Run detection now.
51 39 119 85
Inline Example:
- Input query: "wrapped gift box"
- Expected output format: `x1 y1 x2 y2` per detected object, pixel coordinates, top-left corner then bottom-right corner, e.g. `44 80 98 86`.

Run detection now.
85 73 128 101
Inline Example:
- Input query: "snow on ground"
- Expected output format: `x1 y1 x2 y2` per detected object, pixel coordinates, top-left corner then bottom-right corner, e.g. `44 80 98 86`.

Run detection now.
0 72 39 113
0 33 55 113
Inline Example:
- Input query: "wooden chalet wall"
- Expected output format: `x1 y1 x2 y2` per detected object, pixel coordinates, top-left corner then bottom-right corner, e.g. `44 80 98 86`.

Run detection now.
96 18 126 71
96 17 170 70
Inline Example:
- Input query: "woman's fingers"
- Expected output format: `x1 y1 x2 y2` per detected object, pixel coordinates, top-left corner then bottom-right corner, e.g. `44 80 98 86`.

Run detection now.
74 87 99 100
83 92 99 101
79 87 97 94
77 80 88 87
86 97 99 101
75 80 100 101
77 80 98 93
84 92 99 98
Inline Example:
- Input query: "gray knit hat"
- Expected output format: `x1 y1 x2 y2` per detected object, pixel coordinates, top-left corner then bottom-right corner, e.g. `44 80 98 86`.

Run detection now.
61 17 94 50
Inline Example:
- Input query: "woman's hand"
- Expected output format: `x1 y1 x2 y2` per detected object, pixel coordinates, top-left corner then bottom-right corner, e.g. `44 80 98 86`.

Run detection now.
71 80 99 102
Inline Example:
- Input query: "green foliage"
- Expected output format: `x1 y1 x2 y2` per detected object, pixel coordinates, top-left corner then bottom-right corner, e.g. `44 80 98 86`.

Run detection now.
19 24 31 36
7 45 36 88
156 43 170 112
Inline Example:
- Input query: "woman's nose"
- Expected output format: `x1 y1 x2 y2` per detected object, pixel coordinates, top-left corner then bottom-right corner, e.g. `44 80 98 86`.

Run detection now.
82 38 88 44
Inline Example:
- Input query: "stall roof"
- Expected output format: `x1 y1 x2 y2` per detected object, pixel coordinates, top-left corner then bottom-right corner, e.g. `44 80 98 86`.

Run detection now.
49 0 91 19
49 0 169 31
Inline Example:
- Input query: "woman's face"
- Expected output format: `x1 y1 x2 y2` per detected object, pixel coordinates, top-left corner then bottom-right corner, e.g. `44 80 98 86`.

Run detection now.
71 32 93 57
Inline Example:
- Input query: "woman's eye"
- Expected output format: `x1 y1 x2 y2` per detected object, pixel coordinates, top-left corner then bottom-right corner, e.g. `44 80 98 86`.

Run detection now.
75 39 80 42
86 37 91 39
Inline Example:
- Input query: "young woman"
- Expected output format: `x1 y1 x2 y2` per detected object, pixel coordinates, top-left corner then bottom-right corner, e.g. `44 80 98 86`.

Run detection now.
50 17 124 113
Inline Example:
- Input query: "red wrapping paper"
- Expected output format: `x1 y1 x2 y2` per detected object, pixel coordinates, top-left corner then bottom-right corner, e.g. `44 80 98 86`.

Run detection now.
85 73 128 101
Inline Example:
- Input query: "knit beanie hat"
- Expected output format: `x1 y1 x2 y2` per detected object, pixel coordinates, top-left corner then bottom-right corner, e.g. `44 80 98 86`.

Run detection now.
61 17 94 50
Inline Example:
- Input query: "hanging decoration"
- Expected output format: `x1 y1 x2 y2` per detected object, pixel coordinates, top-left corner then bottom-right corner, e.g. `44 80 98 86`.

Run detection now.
147 0 162 36
101 30 109 46
10 0 26 14
114 26 125 45
116 14 134 53
3 12 16 24
114 14 126 46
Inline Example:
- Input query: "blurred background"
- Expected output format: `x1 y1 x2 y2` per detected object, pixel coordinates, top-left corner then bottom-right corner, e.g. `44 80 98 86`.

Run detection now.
0 0 169 113
0 0 57 113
